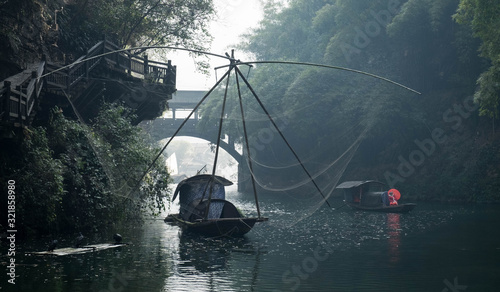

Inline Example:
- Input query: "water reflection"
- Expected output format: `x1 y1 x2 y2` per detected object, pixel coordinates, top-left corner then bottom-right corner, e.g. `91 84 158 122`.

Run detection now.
162 228 266 292
387 213 401 265
178 233 233 272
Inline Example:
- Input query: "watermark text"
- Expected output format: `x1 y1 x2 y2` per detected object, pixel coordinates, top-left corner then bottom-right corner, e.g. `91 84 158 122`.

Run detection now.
6 179 17 285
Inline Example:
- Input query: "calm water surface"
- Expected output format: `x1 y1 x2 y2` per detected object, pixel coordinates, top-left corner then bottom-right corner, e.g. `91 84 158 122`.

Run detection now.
2 189 500 291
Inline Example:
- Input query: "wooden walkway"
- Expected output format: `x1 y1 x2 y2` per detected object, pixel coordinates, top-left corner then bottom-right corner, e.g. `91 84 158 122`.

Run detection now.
0 39 176 127
0 62 45 126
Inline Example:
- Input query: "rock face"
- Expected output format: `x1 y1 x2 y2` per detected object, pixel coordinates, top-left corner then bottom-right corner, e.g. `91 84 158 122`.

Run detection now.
0 0 65 80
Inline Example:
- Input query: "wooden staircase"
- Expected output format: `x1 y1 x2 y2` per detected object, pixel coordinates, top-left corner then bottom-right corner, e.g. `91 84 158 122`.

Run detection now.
1 39 176 128
0 62 45 127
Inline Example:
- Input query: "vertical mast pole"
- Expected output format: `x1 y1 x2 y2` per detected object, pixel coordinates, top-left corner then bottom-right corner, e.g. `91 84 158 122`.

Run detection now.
235 67 261 218
204 62 233 219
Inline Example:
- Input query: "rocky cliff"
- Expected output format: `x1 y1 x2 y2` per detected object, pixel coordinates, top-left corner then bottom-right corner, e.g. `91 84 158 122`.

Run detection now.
0 0 67 80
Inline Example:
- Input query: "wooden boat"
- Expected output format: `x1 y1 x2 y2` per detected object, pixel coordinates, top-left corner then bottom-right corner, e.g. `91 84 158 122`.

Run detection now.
336 181 416 213
159 52 276 236
164 175 267 237
166 215 267 237
344 202 416 213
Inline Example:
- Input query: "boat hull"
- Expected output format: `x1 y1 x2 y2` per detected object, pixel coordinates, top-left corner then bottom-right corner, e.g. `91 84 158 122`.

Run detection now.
165 214 268 237
346 202 416 213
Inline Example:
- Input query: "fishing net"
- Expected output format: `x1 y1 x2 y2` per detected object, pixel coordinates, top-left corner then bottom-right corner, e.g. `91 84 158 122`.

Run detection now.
44 46 417 227
151 61 415 228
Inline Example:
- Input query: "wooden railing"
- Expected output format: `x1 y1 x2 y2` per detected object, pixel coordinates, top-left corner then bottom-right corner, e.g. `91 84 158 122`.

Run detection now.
45 39 176 93
1 62 45 125
1 38 176 126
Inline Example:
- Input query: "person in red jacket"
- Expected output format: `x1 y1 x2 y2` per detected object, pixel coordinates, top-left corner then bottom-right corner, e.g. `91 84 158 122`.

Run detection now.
388 190 398 205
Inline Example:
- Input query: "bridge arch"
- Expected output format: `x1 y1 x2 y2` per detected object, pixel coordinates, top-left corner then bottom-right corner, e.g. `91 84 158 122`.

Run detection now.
146 90 242 163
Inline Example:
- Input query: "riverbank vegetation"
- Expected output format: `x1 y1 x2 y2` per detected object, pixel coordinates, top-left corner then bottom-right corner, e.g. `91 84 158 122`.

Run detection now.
1 103 170 237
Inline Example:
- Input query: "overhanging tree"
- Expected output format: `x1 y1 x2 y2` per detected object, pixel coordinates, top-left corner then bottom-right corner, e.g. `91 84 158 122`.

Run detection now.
60 0 215 54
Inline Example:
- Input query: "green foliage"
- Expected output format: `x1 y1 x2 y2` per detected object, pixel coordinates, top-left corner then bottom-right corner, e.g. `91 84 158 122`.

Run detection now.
2 103 170 236
47 107 115 231
240 0 426 150
58 0 215 54
454 0 500 118
15 127 65 235
243 0 327 62
454 0 500 61
90 102 171 217
386 0 431 39
474 67 500 118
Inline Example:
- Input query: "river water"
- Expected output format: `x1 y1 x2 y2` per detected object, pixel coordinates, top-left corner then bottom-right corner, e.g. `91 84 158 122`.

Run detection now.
2 187 500 292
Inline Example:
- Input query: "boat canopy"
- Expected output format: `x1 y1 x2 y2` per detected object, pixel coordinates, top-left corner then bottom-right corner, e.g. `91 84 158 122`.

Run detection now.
172 174 234 221
172 174 233 202
335 180 385 189
360 192 384 206
337 180 387 206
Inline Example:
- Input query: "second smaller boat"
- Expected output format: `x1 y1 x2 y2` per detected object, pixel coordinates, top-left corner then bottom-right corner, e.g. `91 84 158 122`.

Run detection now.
336 180 416 213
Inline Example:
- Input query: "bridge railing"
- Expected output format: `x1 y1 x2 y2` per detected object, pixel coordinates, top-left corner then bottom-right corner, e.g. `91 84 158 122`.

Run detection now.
1 62 45 125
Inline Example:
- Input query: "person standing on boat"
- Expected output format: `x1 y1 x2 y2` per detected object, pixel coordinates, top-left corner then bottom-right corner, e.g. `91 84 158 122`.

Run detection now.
388 191 398 205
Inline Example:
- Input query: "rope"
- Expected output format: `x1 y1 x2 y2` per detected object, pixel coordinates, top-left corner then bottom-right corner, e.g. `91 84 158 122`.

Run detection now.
38 45 231 80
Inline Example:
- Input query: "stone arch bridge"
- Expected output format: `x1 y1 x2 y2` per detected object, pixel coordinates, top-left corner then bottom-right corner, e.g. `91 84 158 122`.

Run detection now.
146 90 242 163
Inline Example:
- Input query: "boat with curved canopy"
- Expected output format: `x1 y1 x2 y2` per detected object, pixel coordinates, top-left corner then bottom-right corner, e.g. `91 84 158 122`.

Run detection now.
165 175 267 236
336 180 416 213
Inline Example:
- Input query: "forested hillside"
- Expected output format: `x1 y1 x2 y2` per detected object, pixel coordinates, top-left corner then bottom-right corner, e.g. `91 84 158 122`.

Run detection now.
211 0 499 202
